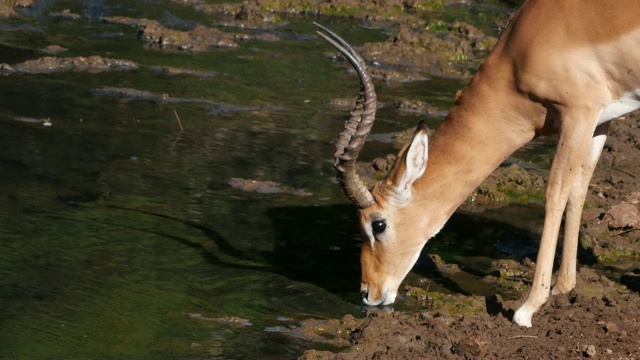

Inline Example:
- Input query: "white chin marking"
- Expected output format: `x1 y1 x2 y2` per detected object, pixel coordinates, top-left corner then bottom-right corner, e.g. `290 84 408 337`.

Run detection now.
381 291 396 305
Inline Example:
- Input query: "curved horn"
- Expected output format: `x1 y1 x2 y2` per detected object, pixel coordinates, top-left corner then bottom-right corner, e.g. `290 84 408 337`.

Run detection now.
315 23 376 209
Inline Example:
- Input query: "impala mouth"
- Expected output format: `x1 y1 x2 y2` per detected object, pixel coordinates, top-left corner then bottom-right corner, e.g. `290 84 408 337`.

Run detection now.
361 288 397 306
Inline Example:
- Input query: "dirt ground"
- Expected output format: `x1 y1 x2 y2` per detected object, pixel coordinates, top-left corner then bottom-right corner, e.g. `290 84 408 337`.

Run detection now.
294 114 640 359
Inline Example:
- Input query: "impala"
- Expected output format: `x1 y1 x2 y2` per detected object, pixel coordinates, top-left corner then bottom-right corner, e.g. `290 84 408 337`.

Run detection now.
316 0 640 327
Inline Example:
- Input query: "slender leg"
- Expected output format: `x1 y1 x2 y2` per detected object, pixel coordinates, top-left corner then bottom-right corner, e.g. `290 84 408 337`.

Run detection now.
553 122 610 294
513 107 599 327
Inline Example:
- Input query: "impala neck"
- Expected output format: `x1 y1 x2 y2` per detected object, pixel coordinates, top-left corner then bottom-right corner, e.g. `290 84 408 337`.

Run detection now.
414 59 542 220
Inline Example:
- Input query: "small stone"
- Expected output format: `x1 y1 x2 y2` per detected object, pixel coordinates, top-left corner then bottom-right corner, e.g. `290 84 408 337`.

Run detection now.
584 344 597 357
603 203 640 230
604 321 619 333
453 336 487 357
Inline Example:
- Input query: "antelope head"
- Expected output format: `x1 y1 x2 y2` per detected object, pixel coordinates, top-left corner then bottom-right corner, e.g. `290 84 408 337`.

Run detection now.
316 24 442 306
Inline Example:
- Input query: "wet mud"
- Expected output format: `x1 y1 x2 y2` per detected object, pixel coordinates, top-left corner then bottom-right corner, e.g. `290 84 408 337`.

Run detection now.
0 56 138 74
227 177 313 196
100 16 278 52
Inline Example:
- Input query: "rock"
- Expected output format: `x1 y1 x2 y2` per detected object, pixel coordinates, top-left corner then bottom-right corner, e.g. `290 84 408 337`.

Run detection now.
41 45 68 55
0 3 17 18
603 203 640 230
624 191 640 204
424 253 460 273
453 336 487 357
584 344 597 357
286 316 357 348
227 177 312 196
1 56 138 74
604 321 619 333
491 259 526 279
99 16 273 52
371 155 397 174
50 9 82 20
187 313 253 327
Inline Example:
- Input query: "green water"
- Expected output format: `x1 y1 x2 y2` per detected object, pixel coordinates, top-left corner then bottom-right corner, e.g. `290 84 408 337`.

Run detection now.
0 1 533 358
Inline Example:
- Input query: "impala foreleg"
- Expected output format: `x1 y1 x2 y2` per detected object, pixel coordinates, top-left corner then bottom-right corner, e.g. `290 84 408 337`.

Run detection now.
552 122 610 295
513 108 600 327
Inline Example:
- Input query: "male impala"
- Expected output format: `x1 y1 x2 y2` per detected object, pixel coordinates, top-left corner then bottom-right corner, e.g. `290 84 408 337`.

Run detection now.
316 0 640 327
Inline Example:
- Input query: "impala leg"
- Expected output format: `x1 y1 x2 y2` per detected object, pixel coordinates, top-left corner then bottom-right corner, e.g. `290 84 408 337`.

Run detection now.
513 108 598 327
552 122 610 295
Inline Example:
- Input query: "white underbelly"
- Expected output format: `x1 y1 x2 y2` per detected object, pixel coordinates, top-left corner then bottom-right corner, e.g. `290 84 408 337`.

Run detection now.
598 89 640 125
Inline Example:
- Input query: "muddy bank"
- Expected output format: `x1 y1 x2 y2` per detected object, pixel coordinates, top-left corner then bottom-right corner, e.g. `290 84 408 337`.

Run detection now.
100 16 278 52
0 56 138 74
299 267 640 359
296 86 640 359
0 56 222 77
5 0 507 81
170 0 505 80
0 0 32 18
298 113 640 360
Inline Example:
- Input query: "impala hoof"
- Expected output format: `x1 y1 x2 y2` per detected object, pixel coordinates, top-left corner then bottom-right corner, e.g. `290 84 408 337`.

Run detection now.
512 306 534 327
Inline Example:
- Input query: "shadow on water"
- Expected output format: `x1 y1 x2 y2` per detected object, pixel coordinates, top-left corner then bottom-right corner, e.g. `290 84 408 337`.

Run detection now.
105 205 270 270
408 206 543 298
109 203 362 299
265 204 362 296
116 199 546 301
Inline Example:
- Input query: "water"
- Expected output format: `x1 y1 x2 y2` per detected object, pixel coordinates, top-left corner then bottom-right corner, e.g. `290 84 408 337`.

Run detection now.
0 1 535 358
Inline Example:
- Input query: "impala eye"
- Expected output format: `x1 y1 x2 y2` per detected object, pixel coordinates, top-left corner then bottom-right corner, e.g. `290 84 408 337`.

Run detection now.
371 220 387 234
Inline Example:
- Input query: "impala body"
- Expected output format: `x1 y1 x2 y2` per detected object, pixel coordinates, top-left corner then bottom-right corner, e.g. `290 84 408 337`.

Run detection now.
317 0 640 327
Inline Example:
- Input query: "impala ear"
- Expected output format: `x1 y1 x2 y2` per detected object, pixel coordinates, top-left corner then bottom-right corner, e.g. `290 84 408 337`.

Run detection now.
386 122 429 202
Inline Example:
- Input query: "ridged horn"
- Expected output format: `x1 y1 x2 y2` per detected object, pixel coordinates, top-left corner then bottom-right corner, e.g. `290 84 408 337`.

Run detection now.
315 22 376 209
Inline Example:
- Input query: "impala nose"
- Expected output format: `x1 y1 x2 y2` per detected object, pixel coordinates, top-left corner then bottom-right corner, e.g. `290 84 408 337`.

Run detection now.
361 286 396 306
361 287 386 306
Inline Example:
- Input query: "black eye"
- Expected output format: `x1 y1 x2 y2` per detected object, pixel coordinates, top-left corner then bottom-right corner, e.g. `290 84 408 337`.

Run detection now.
372 220 387 234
